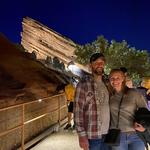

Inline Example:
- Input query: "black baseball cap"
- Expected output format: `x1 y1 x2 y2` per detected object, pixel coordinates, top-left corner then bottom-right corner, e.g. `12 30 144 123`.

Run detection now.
90 53 105 63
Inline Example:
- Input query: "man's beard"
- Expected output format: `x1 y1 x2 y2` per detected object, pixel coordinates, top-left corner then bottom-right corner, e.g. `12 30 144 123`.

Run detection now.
93 68 104 75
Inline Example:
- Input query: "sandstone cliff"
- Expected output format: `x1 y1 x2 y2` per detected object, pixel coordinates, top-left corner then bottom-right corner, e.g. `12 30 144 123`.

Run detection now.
0 34 68 108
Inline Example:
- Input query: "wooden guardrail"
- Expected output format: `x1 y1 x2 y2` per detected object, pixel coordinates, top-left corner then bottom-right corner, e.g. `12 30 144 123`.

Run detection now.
0 93 67 150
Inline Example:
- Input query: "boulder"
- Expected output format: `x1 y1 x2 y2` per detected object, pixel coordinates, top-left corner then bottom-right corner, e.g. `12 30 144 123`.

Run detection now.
0 34 68 108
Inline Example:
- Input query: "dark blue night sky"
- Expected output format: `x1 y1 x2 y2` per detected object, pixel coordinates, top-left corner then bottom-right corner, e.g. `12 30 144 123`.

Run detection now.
1 0 150 53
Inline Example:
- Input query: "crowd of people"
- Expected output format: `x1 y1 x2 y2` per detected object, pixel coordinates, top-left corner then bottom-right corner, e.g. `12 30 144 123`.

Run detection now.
67 53 150 150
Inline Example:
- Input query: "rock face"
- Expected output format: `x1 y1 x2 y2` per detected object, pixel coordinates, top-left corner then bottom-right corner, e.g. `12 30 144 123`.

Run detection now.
21 17 76 64
0 34 68 108
21 17 89 72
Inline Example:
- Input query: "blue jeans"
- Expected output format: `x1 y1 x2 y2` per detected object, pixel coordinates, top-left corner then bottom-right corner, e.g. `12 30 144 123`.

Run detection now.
88 138 111 150
111 132 145 150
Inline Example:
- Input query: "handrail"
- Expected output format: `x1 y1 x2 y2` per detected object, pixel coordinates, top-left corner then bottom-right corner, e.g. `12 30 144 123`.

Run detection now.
0 93 64 112
0 93 66 150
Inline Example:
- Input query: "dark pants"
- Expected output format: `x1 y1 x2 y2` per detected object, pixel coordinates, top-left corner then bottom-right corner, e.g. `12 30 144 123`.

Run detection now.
68 101 73 112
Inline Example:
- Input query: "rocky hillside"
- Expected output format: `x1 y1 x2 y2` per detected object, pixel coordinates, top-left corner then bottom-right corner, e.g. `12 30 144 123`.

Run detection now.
0 34 69 108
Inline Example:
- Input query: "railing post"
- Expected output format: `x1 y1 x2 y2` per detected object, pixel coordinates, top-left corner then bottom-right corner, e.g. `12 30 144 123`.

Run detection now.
58 95 61 125
21 104 25 150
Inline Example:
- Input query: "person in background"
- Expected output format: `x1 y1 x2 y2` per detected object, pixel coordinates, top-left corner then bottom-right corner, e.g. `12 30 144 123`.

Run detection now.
146 90 150 108
146 89 150 100
109 69 147 150
133 107 150 150
74 53 110 150
64 81 75 130
120 67 133 88
136 81 149 108
137 81 148 98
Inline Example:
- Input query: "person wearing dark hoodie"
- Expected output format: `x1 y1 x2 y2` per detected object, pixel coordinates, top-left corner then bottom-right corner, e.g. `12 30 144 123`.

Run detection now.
134 107 150 150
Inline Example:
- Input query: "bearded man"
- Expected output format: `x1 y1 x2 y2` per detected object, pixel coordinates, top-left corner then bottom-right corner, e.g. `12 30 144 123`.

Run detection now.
74 53 110 150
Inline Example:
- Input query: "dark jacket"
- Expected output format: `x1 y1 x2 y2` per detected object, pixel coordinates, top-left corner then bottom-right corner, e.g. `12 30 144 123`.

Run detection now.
134 107 150 150
136 129 150 150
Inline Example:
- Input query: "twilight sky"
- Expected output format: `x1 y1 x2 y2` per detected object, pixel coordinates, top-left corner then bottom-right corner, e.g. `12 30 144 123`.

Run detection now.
1 0 150 53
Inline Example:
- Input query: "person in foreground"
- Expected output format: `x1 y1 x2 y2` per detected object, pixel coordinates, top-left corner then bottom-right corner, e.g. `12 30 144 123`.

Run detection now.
74 53 110 150
109 69 147 150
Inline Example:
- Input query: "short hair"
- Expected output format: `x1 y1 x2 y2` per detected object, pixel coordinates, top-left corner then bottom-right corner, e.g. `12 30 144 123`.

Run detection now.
90 53 105 63
120 67 127 73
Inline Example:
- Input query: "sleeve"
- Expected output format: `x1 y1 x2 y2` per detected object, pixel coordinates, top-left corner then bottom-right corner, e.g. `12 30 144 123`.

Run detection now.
136 91 148 109
73 82 87 138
